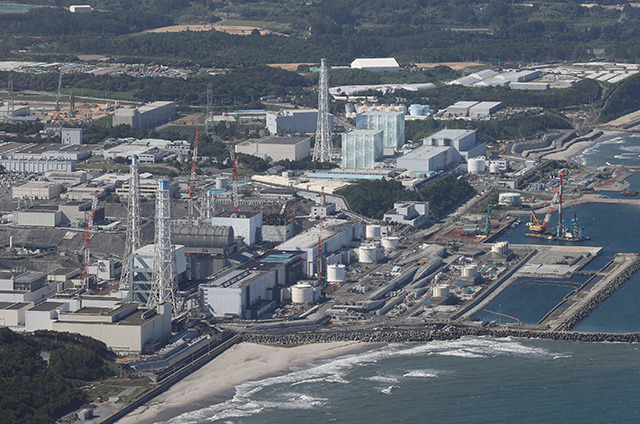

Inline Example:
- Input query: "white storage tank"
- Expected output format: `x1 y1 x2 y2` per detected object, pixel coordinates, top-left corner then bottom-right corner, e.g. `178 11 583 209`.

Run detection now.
365 225 382 240
381 236 400 251
291 283 315 304
489 162 500 174
498 192 522 207
492 241 509 255
215 177 229 190
327 264 346 283
462 264 478 278
467 158 486 174
433 285 450 298
359 244 381 263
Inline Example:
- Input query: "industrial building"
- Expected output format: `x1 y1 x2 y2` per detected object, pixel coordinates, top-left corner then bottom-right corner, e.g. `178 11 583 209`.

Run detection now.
0 271 56 304
277 219 363 276
423 129 486 160
69 4 92 12
128 244 187 304
200 250 305 319
103 144 165 163
172 223 237 280
116 177 178 199
45 170 87 185
10 143 93 162
355 111 405 153
14 296 171 354
61 128 83 145
0 158 75 173
468 102 503 119
0 105 30 119
112 101 176 129
13 202 105 227
448 69 499 86
350 58 400 72
12 181 63 199
341 129 384 169
266 109 333 135
235 136 311 162
383 202 430 228
211 211 263 246
396 145 461 172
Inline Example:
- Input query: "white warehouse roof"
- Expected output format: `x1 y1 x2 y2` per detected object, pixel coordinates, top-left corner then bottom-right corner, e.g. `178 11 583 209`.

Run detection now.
351 58 400 70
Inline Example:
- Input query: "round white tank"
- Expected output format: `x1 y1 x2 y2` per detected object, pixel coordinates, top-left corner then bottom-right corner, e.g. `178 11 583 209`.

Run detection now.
327 264 346 283
433 285 450 298
381 236 400 251
365 225 382 240
359 245 379 263
468 158 486 174
291 283 315 304
489 163 500 174
498 192 522 207
215 177 229 190
462 265 478 277
492 241 509 254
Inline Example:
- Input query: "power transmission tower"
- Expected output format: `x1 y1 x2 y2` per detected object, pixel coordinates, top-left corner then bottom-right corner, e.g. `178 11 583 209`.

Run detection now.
120 155 142 292
313 58 332 162
6 73 14 122
205 83 215 138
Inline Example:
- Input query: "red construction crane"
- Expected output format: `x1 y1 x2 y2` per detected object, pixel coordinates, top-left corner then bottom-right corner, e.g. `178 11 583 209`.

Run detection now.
83 190 99 289
188 128 200 224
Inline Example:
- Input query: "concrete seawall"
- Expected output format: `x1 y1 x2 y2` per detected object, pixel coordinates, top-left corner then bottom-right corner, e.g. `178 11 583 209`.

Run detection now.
242 325 640 345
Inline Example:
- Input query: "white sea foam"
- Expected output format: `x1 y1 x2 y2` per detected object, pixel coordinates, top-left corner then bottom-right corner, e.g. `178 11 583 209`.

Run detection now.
380 385 397 394
403 370 439 378
366 375 401 383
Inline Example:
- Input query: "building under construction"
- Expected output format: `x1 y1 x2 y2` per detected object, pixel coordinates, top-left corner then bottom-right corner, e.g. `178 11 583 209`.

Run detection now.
211 196 298 243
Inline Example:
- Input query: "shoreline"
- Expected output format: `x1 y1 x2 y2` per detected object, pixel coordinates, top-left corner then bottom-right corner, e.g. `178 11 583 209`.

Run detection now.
542 129 624 162
117 341 382 424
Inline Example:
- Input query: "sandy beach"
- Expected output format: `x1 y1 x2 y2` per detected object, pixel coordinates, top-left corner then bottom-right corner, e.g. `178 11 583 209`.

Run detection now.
118 341 375 424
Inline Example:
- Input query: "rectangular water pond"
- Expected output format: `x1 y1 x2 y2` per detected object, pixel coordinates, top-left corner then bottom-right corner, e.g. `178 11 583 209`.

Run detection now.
471 278 587 324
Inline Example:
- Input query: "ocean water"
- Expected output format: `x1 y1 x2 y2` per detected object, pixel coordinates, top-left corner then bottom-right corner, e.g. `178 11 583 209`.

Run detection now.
495 202 640 332
164 337 640 424
573 133 640 166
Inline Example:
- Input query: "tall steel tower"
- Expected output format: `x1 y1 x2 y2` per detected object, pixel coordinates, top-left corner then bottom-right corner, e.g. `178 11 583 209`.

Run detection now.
147 179 180 314
313 58 332 162
205 83 215 138
120 155 142 291
6 73 14 122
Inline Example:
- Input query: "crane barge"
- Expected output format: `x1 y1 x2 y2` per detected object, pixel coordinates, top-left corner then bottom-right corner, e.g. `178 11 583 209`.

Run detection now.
526 170 589 242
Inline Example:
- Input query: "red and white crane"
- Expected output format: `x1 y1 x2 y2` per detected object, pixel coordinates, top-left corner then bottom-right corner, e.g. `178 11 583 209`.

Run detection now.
83 190 99 290
187 128 200 224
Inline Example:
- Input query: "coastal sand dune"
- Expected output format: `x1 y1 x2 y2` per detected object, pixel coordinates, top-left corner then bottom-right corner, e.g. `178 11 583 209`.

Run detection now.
118 341 369 424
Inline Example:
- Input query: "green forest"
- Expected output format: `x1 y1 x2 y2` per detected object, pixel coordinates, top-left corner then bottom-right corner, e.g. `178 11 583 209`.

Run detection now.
336 176 474 220
5 0 640 66
0 328 116 424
